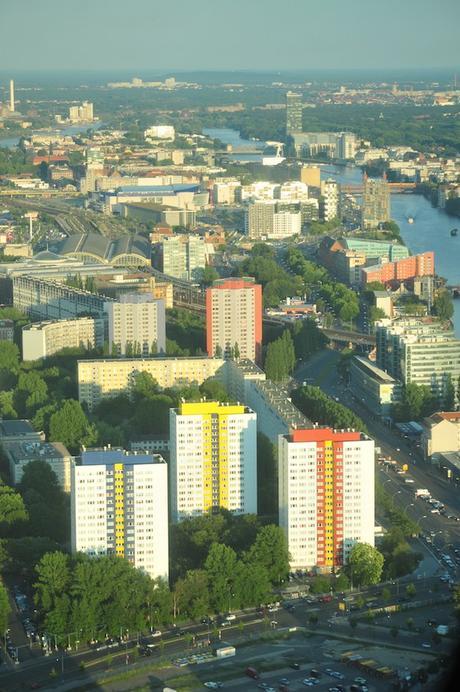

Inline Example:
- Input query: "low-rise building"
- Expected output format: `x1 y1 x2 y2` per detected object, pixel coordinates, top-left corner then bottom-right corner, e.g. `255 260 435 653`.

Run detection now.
421 411 460 460
3 440 72 490
0 419 44 445
350 356 402 418
0 319 14 341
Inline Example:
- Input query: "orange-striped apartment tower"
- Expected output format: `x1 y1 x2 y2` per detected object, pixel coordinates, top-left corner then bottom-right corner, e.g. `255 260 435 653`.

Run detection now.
206 277 262 364
279 427 374 571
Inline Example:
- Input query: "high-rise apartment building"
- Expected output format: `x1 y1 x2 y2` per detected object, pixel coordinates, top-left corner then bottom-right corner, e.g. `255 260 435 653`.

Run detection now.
361 175 391 229
71 449 169 581
279 427 375 571
22 317 105 361
169 401 257 522
69 101 94 123
155 235 211 281
336 132 357 161
376 317 460 402
320 179 340 221
245 201 301 240
206 277 262 363
286 91 303 135
104 293 166 356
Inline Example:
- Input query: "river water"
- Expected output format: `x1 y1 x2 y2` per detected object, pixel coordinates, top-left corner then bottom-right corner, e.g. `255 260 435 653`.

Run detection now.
0 122 104 148
322 164 460 336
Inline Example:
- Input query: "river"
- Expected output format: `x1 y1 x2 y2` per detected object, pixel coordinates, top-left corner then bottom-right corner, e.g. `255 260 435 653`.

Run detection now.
0 122 104 148
203 127 265 162
322 164 460 336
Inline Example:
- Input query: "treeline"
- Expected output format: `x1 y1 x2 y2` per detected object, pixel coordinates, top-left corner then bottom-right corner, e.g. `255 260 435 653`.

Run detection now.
263 319 328 382
286 247 360 323
292 385 367 433
31 513 289 642
239 244 303 308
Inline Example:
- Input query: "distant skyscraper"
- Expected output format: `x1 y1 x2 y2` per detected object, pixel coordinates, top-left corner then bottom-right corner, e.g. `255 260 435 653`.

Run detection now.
169 401 257 522
9 79 15 112
320 179 340 221
361 175 391 229
286 91 303 135
206 277 262 363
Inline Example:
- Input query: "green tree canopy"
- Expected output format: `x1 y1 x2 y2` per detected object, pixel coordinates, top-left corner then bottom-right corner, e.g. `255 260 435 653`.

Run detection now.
347 543 384 586
49 399 97 453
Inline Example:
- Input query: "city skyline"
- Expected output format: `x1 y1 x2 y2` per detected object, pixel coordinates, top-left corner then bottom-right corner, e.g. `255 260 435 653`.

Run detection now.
0 0 458 72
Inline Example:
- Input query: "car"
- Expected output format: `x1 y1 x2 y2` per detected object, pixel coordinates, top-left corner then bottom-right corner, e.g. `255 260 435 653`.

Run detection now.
331 672 345 680
440 575 450 582
151 630 162 637
421 642 431 649
204 684 222 690
279 679 289 686
325 669 334 676
354 678 367 685
290 662 300 670
258 684 269 689
430 508 440 514
310 669 321 678
302 680 318 687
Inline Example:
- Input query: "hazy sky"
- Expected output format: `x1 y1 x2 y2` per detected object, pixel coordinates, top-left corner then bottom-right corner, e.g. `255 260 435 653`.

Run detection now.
1 0 458 72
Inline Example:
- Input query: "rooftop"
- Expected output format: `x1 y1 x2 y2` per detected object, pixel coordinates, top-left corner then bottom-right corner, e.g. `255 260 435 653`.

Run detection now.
0 419 38 438
352 355 399 384
255 380 311 429
80 448 165 466
4 440 71 463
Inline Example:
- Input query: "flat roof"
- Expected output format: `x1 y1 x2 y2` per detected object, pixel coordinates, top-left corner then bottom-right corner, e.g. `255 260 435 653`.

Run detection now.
81 448 165 466
4 440 70 463
352 355 398 384
0 419 37 437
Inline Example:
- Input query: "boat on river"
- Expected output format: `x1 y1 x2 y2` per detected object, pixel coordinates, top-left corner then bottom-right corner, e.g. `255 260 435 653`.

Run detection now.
451 228 458 237
407 216 414 224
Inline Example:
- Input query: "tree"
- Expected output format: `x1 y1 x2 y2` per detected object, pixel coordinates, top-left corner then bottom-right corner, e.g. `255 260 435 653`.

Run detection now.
433 290 454 321
406 583 416 599
381 586 391 601
174 570 210 620
348 543 384 586
334 573 350 592
200 266 219 287
215 344 223 358
199 378 229 402
0 341 20 373
392 383 437 422
246 525 289 584
49 400 97 453
310 576 331 594
0 582 11 634
0 481 28 525
257 433 278 518
444 375 456 410
34 551 71 641
204 543 238 613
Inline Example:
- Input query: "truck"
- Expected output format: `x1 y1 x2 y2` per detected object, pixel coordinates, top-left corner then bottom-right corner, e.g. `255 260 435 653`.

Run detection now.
245 666 259 679
436 625 449 636
215 645 236 658
415 488 430 498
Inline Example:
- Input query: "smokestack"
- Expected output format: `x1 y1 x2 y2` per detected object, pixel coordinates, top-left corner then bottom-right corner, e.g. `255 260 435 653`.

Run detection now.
9 79 15 112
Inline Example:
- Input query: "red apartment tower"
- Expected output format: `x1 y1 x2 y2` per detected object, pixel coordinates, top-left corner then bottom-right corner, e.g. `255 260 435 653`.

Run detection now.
206 277 262 364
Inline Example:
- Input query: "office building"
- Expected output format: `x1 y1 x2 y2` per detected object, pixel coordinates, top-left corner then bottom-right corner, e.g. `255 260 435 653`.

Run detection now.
336 132 357 161
22 317 105 361
206 277 262 364
319 179 340 221
245 201 301 240
349 356 401 418
169 401 257 522
144 125 175 140
4 440 72 491
78 356 225 410
361 175 391 229
361 251 435 286
376 318 460 402
279 427 374 572
300 165 321 188
12 275 113 320
104 293 166 356
71 448 168 581
153 235 211 281
286 91 303 135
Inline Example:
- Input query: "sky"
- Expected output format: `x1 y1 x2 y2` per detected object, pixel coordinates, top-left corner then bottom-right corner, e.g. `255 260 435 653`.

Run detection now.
0 0 459 73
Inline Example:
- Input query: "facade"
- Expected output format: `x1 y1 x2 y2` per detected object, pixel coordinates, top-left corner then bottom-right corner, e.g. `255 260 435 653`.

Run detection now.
361 176 391 229
12 275 112 320
300 165 321 188
279 427 374 571
169 401 257 522
104 293 166 356
54 234 151 267
78 356 225 410
286 91 303 135
336 132 357 161
421 412 460 459
22 317 105 361
0 318 14 341
206 277 262 364
376 318 460 402
144 125 175 140
349 356 401 418
3 440 72 490
71 449 168 581
212 180 241 205
69 101 94 123
361 251 435 286
320 179 340 221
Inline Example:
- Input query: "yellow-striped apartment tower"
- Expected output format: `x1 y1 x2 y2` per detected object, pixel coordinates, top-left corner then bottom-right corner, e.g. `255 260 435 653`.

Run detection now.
71 449 169 581
169 401 257 522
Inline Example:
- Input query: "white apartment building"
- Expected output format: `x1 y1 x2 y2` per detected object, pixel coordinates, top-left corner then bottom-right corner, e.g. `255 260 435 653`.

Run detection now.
71 449 169 581
169 401 257 522
279 427 374 572
104 293 166 356
78 356 225 410
272 210 302 239
320 179 340 221
245 200 301 240
3 440 72 491
212 180 241 205
22 317 105 361
278 181 310 202
144 125 175 140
